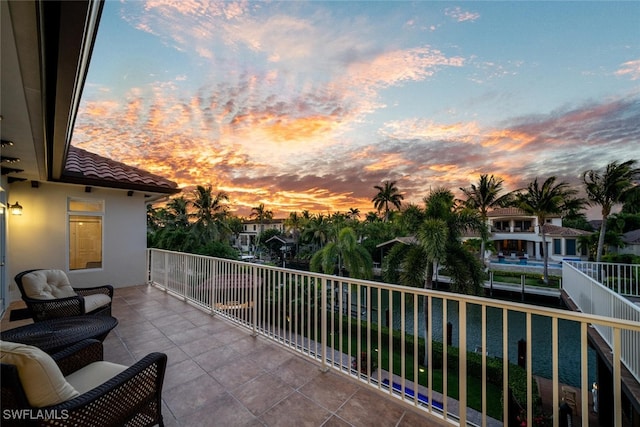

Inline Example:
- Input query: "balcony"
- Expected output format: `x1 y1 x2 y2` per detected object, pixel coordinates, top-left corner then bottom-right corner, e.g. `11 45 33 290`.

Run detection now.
3 251 639 426
2 285 449 426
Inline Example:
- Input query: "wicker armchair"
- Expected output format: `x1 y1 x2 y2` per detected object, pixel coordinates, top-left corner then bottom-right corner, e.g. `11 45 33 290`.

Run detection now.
15 269 114 322
1 339 167 427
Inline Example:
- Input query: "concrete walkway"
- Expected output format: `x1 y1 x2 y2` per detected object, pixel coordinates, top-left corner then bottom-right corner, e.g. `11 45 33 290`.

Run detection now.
535 376 600 426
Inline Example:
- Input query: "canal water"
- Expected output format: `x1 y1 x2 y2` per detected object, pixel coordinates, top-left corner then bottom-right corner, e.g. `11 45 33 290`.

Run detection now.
365 290 598 388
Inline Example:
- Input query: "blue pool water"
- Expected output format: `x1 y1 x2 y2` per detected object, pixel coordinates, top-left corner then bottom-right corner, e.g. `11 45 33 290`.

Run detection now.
491 259 563 269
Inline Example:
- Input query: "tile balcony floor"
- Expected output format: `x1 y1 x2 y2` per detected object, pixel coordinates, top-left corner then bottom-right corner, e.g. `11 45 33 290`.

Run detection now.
2 285 449 427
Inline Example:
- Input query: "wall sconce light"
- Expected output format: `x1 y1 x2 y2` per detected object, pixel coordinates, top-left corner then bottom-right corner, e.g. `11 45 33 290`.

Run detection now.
10 201 23 215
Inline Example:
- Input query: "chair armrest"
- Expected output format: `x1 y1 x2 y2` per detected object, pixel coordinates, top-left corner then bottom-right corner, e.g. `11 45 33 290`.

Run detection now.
42 352 168 427
74 285 114 299
0 363 31 410
52 339 103 376
24 296 85 322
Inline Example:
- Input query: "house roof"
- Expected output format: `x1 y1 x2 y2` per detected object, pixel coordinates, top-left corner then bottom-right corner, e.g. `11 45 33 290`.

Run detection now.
62 146 180 194
265 235 295 245
541 224 593 237
487 207 560 218
588 219 603 231
376 236 419 248
622 229 640 245
243 219 285 224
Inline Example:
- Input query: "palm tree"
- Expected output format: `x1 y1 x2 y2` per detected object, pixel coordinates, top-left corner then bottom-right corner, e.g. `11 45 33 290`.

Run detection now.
583 160 640 262
397 203 425 236
285 211 304 256
250 203 273 253
460 174 513 264
347 207 361 220
302 214 330 252
191 186 229 242
166 196 190 228
310 227 373 279
372 180 404 222
412 188 484 367
365 211 380 223
149 196 194 251
516 177 579 283
417 218 449 290
621 186 640 214
418 188 485 292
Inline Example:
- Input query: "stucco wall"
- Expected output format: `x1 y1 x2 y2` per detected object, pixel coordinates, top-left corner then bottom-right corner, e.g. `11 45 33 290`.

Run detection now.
6 181 149 300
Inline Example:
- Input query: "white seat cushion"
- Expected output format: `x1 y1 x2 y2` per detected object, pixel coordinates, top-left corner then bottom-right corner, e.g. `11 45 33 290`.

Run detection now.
83 293 112 313
0 341 79 407
21 270 77 300
65 361 127 395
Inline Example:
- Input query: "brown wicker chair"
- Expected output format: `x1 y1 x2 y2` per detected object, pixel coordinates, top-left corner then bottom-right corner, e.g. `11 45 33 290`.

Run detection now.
1 339 167 427
15 269 114 322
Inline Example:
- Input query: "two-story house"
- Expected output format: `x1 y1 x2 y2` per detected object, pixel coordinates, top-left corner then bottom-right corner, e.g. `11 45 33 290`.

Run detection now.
486 208 591 262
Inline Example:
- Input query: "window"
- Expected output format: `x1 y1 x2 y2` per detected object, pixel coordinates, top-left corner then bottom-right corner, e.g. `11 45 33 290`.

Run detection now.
553 239 562 255
68 199 103 270
566 239 577 256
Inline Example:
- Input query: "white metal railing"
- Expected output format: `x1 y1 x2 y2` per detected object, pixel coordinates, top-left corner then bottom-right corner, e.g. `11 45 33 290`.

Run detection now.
562 262 640 384
566 261 640 297
147 249 640 427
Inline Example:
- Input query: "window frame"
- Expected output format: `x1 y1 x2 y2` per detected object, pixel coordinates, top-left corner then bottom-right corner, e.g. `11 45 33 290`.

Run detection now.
67 198 105 271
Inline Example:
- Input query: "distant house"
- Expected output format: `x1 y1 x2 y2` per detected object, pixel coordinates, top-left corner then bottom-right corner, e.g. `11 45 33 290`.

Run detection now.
236 219 286 253
376 209 592 265
1 1 180 314
619 230 640 256
484 208 591 261
264 235 296 261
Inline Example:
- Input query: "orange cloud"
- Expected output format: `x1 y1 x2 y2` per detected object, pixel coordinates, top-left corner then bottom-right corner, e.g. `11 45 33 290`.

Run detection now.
263 116 338 142
481 129 535 151
364 153 413 172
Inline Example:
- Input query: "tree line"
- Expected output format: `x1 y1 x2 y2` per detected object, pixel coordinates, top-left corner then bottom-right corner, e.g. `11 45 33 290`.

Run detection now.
147 160 640 294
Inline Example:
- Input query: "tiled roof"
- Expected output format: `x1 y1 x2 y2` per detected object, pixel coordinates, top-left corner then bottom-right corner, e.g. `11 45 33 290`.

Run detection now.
487 207 560 218
62 146 180 194
541 224 593 237
622 229 640 245
242 219 286 224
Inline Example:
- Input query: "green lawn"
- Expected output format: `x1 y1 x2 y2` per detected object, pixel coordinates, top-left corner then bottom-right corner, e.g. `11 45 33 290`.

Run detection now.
491 272 560 288
330 329 504 420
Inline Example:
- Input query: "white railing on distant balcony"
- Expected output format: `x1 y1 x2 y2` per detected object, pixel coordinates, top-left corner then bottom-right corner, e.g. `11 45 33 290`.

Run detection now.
562 262 640 384
147 249 640 427
566 261 640 297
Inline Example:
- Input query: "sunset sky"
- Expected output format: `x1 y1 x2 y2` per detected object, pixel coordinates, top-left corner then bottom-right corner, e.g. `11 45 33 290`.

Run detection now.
71 1 640 217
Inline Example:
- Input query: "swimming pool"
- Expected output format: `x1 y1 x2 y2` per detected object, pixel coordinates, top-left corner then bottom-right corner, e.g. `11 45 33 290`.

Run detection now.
491 259 563 269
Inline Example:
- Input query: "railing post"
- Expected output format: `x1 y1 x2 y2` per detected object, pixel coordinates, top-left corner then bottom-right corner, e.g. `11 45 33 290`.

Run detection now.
459 300 467 426
613 328 622 427
321 276 328 372
211 261 218 316
252 265 258 336
163 251 168 291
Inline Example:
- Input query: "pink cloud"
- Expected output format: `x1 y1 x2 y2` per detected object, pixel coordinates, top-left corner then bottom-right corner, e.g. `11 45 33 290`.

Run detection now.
616 59 640 80
445 7 480 23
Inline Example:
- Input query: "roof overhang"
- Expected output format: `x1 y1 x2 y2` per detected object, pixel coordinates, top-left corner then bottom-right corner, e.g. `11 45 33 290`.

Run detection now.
1 0 104 183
